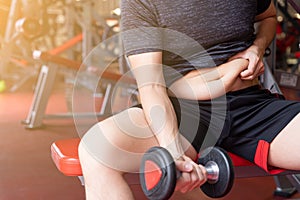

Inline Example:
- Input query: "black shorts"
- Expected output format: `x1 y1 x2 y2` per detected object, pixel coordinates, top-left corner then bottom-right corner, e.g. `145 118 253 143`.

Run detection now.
136 85 300 173
170 85 300 173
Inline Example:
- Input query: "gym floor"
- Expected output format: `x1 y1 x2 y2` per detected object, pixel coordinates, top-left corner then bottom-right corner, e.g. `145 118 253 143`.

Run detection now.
0 76 300 200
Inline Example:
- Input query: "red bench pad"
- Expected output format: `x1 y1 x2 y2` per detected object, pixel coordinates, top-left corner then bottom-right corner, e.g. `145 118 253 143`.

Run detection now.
51 138 82 176
51 138 257 176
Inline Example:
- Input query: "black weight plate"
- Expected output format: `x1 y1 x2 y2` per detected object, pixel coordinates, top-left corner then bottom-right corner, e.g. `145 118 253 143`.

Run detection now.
140 147 177 200
198 147 234 198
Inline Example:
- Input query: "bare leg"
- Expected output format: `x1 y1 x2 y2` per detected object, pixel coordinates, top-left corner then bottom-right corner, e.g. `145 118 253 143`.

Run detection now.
268 113 300 170
78 107 197 199
79 146 136 200
78 108 157 200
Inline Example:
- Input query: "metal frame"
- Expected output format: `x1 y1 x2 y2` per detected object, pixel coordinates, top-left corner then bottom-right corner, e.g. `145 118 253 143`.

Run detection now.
22 62 118 128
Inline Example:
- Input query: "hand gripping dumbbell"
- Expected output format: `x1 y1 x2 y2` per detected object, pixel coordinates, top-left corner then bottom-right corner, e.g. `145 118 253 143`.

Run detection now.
140 146 234 200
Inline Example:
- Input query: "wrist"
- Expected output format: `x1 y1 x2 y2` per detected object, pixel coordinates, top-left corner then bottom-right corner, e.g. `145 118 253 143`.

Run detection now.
249 43 265 58
253 34 272 56
159 134 185 160
167 148 184 160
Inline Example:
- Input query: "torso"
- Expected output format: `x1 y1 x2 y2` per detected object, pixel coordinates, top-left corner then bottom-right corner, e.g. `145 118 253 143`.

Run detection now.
148 0 258 86
122 0 262 89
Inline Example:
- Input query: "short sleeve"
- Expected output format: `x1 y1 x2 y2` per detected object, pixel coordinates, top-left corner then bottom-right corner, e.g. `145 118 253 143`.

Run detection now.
120 0 163 56
257 0 271 15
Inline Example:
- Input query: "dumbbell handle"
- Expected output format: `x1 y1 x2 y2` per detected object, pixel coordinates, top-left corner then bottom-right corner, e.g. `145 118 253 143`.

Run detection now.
205 161 219 183
176 161 219 184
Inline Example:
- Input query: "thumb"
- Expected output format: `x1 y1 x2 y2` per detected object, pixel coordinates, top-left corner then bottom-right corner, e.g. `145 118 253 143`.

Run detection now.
240 58 255 77
175 160 193 172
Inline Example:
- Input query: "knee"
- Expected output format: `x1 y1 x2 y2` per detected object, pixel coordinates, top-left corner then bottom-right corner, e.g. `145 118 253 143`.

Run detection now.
78 107 152 171
78 139 87 160
78 138 109 173
78 139 93 168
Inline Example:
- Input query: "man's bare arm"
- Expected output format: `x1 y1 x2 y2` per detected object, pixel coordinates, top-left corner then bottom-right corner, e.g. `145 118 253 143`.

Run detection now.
230 1 277 80
168 59 249 100
128 52 185 158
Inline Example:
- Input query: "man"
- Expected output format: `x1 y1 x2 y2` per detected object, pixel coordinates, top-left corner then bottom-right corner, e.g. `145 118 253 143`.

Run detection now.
79 1 300 199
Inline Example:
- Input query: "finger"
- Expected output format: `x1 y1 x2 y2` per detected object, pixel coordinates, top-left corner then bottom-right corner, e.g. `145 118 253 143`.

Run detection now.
253 64 264 78
241 61 264 80
240 61 255 78
241 70 258 80
258 66 265 76
198 165 208 183
174 157 194 192
257 61 265 76
241 53 261 76
187 164 205 192
176 172 191 193
183 166 199 192
175 159 193 173
175 156 204 193
176 161 199 193
182 161 208 193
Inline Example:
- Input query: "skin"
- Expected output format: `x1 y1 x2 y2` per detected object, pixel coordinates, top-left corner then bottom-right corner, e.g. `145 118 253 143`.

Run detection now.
78 1 300 199
78 57 249 200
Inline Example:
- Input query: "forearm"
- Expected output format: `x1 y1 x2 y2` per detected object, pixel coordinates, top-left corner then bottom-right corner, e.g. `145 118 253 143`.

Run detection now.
129 52 184 158
253 2 277 55
254 18 277 51
139 85 184 158
169 59 248 99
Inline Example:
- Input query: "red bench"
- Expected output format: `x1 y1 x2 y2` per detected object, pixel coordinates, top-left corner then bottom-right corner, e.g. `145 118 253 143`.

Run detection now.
51 138 300 198
51 138 256 178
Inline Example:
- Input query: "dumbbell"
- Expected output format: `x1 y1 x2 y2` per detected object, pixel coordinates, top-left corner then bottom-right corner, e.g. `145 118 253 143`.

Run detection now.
140 146 234 200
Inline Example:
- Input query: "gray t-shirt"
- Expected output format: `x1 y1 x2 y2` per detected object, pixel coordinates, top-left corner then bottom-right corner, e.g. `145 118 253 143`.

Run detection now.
121 0 271 86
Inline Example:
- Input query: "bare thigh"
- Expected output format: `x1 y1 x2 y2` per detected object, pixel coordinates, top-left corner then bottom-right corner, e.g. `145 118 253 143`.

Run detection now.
268 113 300 170
79 107 197 173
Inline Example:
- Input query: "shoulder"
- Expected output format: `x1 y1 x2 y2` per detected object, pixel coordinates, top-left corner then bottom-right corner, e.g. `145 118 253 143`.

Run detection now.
121 0 157 11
